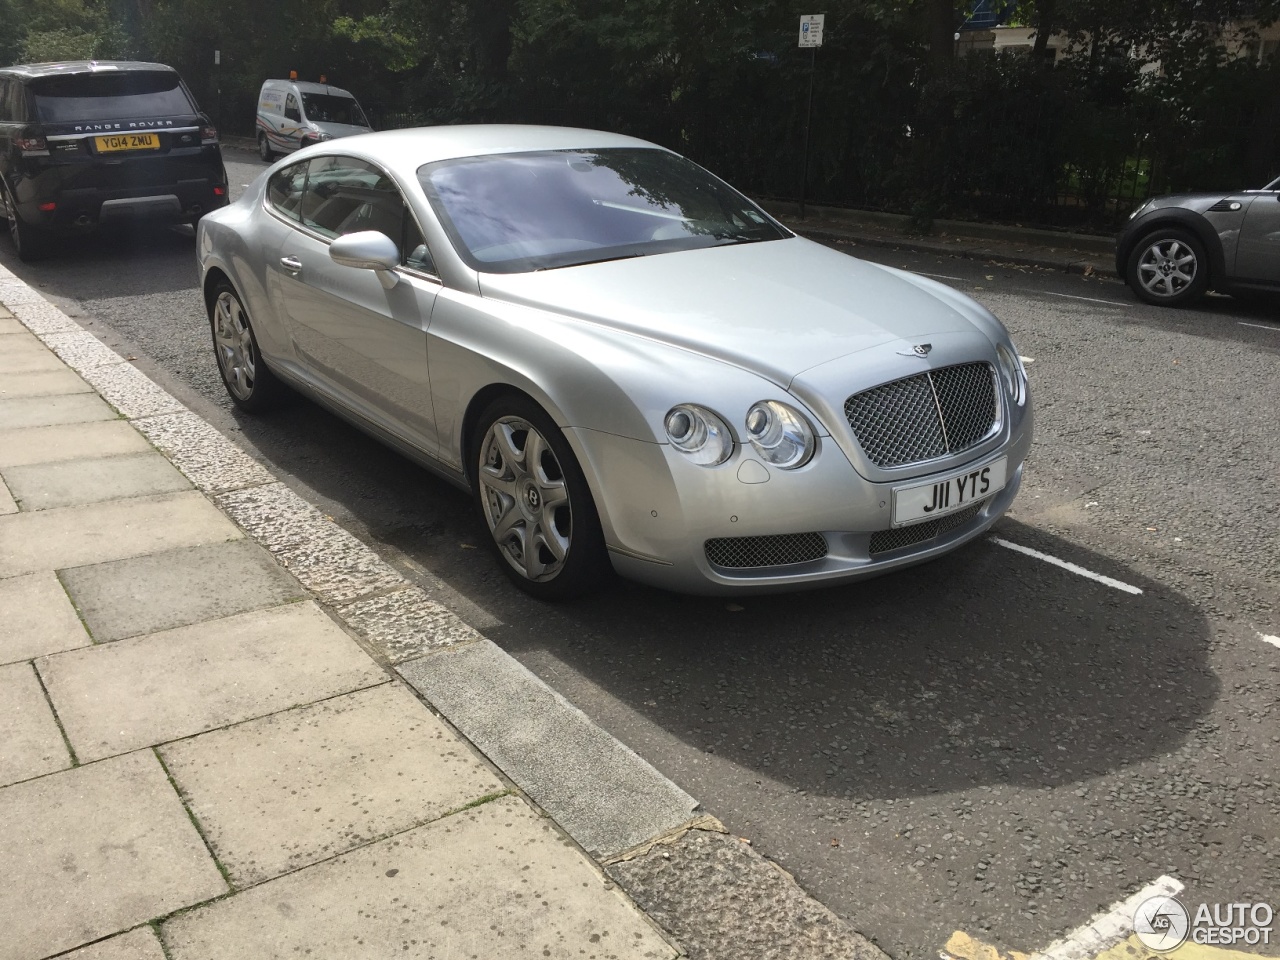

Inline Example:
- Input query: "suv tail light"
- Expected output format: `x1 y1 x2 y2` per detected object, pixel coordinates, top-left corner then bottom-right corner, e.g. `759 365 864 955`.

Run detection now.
200 124 218 144
16 135 49 155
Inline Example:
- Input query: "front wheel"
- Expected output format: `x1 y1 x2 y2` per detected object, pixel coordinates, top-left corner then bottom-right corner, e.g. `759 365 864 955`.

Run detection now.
472 396 609 600
1127 228 1208 307
208 281 281 412
257 133 274 162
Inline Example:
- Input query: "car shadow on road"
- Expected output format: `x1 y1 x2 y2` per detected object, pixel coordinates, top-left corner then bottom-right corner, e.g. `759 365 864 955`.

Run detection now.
478 517 1216 801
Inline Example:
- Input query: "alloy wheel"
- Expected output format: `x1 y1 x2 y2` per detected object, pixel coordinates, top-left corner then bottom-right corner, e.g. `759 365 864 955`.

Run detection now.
212 291 258 400
477 417 573 583
1137 238 1198 299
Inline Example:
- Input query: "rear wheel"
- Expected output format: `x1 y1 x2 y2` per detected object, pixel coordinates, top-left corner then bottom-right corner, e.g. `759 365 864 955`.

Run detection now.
1126 228 1208 307
257 133 274 162
1 180 51 262
208 281 281 412
472 395 609 600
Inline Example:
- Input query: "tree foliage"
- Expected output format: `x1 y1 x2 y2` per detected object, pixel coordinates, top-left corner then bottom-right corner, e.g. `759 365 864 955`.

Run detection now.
0 0 1277 228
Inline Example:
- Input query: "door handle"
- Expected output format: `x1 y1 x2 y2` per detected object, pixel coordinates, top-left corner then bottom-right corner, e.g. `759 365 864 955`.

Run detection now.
279 256 302 272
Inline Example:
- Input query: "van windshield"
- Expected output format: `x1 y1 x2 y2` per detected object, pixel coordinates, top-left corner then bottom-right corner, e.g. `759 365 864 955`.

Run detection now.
30 71 194 122
300 93 367 127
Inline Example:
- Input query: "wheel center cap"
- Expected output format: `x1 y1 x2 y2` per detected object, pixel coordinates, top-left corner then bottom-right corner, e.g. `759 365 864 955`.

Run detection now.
525 484 541 512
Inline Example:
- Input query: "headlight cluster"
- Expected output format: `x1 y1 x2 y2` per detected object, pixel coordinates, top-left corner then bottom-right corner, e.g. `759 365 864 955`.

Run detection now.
664 404 733 466
744 400 815 468
664 400 816 469
995 343 1027 407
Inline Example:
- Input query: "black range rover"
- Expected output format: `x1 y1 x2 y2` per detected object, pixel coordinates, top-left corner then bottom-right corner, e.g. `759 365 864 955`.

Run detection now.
0 60 229 261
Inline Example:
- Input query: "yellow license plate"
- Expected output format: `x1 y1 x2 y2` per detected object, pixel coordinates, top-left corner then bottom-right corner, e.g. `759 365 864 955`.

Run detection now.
94 133 160 153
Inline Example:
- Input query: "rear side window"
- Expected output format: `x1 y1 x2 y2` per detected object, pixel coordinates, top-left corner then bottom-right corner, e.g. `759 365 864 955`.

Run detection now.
0 77 25 123
298 156 430 267
267 163 308 220
30 71 195 123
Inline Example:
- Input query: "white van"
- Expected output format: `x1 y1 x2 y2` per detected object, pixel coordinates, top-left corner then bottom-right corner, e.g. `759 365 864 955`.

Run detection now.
255 79 371 161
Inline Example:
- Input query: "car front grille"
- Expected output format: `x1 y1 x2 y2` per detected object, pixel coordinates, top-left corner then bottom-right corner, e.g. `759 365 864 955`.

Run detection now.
868 500 987 555
844 362 998 468
705 532 828 569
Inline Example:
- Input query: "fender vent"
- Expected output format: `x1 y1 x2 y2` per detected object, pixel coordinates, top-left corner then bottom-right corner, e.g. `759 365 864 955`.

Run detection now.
1207 198 1242 213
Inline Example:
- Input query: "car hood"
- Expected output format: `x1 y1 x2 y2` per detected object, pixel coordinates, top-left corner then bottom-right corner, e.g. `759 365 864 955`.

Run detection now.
478 237 987 386
312 121 372 138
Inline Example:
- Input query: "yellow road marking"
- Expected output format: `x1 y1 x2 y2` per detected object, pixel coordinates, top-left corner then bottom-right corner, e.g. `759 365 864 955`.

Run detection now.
944 931 1277 960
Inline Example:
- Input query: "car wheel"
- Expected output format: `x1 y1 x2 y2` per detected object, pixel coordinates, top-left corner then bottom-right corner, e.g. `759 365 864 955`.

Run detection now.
208 281 281 412
472 396 609 599
257 133 274 162
1 180 51 263
1127 228 1209 306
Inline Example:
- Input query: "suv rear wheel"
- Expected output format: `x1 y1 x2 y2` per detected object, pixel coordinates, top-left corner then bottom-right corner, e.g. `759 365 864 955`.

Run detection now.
0 180 51 263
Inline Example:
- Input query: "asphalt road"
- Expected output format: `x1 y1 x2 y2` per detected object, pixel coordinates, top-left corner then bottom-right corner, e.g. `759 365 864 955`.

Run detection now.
4 146 1278 958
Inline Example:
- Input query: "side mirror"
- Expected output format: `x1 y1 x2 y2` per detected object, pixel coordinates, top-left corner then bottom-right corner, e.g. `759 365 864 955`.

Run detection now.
329 231 399 289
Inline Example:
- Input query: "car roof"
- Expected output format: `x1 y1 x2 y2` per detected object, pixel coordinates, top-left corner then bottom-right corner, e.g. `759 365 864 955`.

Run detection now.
0 60 178 80
309 124 666 175
263 79 356 98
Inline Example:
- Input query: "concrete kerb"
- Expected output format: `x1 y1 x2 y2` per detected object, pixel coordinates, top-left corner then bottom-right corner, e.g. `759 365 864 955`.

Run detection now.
793 223 1109 276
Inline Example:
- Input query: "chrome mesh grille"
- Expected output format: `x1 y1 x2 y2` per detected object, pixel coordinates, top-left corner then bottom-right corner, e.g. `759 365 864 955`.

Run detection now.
705 532 828 569
844 362 998 468
868 500 987 555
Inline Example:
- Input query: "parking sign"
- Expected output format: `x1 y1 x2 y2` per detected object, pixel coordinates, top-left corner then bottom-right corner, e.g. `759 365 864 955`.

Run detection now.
799 14 824 47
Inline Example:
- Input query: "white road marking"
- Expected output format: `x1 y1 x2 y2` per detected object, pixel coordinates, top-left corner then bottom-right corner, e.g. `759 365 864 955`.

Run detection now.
1019 356 1035 364
1238 321 1280 332
1031 875 1184 960
919 271 967 282
991 537 1144 595
1260 633 1280 649
1042 291 1125 306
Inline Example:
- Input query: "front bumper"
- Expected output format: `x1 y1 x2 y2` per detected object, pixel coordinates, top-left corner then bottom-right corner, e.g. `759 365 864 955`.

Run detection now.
567 404 1033 596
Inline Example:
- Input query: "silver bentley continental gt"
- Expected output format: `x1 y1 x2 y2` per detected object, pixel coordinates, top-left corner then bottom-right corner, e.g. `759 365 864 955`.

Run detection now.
197 125 1032 598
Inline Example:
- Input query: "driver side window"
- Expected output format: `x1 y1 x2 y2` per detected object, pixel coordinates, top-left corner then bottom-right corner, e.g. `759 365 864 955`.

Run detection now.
284 93 301 123
299 156 436 274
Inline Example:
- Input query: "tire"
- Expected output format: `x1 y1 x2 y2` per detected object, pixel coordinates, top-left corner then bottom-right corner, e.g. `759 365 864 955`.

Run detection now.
208 280 281 412
1126 227 1209 307
257 133 274 162
1 180 51 263
471 395 609 600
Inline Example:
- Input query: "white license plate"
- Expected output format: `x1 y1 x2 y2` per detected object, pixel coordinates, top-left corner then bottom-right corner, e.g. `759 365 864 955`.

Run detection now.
892 457 1006 527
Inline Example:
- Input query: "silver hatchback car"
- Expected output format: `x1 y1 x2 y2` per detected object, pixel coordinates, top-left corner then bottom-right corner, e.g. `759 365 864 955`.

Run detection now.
198 126 1032 597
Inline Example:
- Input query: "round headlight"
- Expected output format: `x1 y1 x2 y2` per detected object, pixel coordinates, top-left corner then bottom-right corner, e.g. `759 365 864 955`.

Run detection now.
743 400 815 469
995 344 1026 407
664 404 733 466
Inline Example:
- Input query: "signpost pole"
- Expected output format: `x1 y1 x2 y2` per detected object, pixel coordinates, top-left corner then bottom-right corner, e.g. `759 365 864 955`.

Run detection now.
796 15 823 220
800 45 815 220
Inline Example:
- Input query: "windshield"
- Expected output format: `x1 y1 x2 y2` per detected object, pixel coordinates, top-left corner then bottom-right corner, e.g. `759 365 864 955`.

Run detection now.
31 71 194 122
1266 174 1280 191
418 148 788 273
300 93 367 127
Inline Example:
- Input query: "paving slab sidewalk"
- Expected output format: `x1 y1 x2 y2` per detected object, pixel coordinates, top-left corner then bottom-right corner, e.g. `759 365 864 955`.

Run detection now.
0 298 676 960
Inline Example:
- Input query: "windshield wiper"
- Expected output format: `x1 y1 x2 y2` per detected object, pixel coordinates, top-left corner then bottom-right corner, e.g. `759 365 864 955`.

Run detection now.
540 252 646 270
